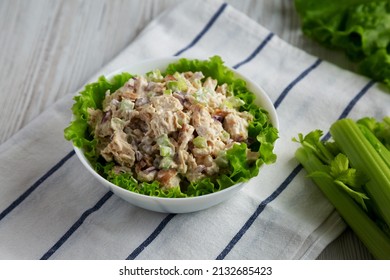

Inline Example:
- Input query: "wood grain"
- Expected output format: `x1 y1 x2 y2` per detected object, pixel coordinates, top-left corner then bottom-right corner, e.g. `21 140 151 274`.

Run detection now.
0 0 373 259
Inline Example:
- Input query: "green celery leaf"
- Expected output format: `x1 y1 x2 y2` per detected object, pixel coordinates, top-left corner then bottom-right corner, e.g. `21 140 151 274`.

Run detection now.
308 158 370 212
329 153 367 189
334 180 369 211
292 130 334 164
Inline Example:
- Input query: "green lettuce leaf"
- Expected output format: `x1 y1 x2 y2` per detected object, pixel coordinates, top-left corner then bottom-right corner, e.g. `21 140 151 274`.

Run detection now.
295 0 390 89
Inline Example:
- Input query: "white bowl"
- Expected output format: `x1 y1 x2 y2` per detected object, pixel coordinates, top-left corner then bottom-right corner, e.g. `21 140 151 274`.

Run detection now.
73 57 279 213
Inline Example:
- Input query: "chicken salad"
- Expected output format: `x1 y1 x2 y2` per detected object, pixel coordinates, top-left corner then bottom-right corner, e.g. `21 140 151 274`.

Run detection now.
64 56 278 197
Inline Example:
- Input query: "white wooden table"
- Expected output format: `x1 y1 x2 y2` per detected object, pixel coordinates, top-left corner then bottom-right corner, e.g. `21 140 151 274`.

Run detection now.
0 0 373 259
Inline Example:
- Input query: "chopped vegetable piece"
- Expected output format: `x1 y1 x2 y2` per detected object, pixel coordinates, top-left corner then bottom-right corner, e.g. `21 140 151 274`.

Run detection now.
193 136 208 148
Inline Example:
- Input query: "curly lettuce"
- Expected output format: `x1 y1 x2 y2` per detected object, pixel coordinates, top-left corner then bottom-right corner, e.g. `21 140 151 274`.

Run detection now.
295 0 390 90
64 56 278 198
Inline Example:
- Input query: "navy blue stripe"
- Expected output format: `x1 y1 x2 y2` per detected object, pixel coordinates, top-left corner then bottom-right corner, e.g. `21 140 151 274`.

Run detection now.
274 58 322 109
216 79 375 259
216 164 303 260
40 191 113 260
0 150 75 222
322 80 375 141
232 33 274 69
174 3 227 56
126 214 176 260
338 80 376 120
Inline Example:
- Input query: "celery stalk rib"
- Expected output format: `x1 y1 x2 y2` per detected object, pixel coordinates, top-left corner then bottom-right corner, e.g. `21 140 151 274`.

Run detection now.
330 119 390 229
358 124 390 169
295 147 390 260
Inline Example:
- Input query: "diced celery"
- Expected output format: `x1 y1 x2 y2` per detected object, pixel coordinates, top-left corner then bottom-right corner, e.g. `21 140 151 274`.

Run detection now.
157 134 171 146
146 69 164 82
160 146 173 157
110 117 125 131
193 88 207 103
166 80 179 91
120 99 134 112
163 89 172 95
223 96 245 109
193 136 208 148
220 130 230 142
168 72 188 91
215 151 228 168
159 157 173 169
157 134 174 157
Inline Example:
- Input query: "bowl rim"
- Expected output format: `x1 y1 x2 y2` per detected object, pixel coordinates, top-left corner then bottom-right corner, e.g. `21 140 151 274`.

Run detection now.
71 56 279 203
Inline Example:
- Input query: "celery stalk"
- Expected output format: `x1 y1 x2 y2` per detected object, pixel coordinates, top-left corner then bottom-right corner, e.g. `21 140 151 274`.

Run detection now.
358 124 390 169
330 119 390 229
295 147 390 260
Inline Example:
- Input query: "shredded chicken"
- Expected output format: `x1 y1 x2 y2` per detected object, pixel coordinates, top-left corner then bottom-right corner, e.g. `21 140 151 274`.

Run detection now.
88 70 253 189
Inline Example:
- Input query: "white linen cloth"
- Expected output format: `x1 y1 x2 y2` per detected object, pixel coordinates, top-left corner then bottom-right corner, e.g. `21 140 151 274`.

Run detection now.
0 0 389 260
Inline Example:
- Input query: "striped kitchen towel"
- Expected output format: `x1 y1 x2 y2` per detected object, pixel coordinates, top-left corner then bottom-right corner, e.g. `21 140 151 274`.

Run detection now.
0 0 389 260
